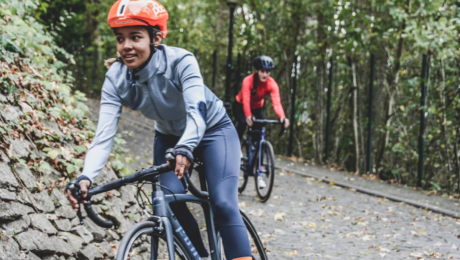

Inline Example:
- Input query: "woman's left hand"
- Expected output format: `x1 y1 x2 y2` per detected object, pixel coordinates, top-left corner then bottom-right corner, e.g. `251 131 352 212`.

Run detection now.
281 118 290 129
174 154 191 179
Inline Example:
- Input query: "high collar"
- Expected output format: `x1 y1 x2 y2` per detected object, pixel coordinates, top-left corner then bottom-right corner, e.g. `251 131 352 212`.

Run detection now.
128 45 166 83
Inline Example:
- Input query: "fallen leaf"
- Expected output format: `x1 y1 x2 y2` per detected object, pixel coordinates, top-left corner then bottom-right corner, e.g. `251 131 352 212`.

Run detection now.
409 252 423 258
60 147 72 161
257 209 264 217
300 222 317 228
286 250 297 256
424 251 442 258
274 212 286 221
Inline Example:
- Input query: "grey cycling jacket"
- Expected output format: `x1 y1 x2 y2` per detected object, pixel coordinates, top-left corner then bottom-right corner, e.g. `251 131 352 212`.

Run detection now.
80 44 226 183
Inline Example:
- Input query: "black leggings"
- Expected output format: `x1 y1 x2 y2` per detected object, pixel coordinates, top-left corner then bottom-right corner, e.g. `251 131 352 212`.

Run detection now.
233 102 264 140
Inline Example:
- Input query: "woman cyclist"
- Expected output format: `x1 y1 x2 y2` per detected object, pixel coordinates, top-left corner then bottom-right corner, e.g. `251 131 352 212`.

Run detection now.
66 1 251 259
234 56 289 187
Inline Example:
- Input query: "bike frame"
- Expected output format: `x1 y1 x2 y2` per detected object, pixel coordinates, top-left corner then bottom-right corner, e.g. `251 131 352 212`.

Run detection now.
72 149 269 260
246 127 267 178
149 174 220 260
74 167 223 260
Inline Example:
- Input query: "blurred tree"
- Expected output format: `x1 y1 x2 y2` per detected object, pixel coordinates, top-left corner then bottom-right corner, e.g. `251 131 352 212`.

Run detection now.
30 0 460 193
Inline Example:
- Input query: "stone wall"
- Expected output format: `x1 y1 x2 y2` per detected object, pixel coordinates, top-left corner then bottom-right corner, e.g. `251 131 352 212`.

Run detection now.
0 131 142 260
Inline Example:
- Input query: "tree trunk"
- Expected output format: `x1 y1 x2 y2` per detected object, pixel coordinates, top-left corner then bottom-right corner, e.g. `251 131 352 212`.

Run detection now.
315 58 325 163
455 125 460 193
440 59 453 173
375 17 406 172
349 57 361 172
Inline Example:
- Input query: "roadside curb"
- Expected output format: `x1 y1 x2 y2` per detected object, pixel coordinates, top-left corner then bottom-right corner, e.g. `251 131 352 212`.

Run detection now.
276 166 460 219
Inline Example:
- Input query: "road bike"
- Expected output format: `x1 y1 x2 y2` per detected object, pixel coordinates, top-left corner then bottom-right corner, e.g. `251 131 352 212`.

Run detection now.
67 149 268 260
238 119 284 203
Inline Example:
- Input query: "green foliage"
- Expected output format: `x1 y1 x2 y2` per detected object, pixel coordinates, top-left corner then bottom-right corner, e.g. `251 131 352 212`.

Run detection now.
110 131 134 176
0 0 128 181
30 0 460 194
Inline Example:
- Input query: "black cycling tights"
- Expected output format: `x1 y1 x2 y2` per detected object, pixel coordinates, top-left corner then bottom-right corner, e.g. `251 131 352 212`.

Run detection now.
153 115 251 259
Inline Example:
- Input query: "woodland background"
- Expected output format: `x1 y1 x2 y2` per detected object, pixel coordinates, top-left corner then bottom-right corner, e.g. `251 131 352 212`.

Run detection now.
23 0 460 193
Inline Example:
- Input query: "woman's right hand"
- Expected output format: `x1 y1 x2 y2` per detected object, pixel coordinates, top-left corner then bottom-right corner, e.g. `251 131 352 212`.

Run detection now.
246 116 254 127
66 180 91 211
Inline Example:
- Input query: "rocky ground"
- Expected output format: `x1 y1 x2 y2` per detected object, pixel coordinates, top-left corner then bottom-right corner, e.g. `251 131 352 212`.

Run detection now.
84 99 460 259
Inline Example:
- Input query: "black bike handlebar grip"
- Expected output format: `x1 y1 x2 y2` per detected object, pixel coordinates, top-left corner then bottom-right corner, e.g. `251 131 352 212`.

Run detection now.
278 125 285 137
83 201 113 228
183 172 208 199
87 177 127 196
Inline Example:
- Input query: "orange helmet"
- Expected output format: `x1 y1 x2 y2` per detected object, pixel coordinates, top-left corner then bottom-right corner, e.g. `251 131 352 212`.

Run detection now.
107 0 169 38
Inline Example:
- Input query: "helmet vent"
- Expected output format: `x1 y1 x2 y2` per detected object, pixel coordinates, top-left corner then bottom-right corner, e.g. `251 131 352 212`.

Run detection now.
117 0 130 17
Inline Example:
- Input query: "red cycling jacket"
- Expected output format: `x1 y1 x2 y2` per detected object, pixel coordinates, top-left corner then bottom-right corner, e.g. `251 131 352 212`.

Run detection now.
235 73 286 119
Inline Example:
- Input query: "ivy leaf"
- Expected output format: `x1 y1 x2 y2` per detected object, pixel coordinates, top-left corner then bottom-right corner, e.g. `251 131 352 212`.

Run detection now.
71 158 84 168
65 163 75 174
48 107 61 119
38 161 51 174
74 145 87 155
110 160 124 170
17 158 26 164
46 149 60 160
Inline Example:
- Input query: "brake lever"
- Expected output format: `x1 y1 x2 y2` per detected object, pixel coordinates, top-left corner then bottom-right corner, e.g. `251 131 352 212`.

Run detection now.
77 206 84 225
278 123 286 137
165 148 176 168
66 180 85 225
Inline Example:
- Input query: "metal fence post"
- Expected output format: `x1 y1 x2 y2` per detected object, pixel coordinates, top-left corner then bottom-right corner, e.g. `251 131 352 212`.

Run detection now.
224 5 236 113
287 56 298 156
234 53 241 97
324 56 333 161
367 54 375 174
417 54 428 188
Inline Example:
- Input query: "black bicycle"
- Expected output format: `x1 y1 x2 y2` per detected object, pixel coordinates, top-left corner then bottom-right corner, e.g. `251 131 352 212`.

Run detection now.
238 119 284 203
67 149 268 260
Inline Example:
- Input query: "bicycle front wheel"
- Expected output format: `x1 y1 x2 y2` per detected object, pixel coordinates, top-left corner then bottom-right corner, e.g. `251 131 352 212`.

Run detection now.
254 141 275 202
116 221 193 260
238 138 249 193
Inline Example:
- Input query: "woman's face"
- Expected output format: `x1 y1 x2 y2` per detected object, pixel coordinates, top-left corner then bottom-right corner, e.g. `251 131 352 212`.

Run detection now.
257 69 271 82
116 26 151 69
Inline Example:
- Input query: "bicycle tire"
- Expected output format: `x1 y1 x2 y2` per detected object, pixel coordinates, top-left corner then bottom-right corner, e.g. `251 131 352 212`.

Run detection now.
116 221 193 260
216 211 268 260
254 141 275 203
238 138 249 193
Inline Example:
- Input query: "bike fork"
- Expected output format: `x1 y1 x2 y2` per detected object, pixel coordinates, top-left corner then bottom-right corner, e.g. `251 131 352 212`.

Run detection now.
161 217 176 259
151 235 159 260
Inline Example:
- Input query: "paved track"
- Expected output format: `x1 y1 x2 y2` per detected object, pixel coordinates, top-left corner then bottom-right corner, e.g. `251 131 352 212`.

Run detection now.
86 100 460 259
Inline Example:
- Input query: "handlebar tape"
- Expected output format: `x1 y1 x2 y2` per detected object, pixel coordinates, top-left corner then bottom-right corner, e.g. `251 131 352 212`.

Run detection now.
83 202 114 228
